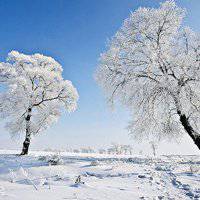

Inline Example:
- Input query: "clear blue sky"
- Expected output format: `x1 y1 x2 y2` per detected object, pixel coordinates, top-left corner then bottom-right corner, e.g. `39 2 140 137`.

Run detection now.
0 0 200 154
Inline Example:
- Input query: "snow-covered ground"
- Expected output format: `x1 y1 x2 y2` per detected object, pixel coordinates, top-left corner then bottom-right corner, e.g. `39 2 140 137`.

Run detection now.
0 150 199 200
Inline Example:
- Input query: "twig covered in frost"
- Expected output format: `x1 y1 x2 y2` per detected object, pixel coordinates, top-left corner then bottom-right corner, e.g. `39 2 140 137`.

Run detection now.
19 167 38 190
9 169 16 183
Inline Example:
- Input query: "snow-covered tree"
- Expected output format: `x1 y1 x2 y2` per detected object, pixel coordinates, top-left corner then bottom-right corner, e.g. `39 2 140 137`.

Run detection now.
96 1 200 150
0 51 78 155
98 148 106 154
81 147 95 153
107 143 132 155
109 143 122 154
122 145 133 155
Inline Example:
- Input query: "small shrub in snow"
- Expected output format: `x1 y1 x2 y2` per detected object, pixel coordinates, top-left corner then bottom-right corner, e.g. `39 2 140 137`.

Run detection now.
38 154 64 165
45 154 63 165
90 160 99 166
138 175 146 179
9 169 17 183
74 175 84 185
155 164 171 171
38 156 47 161
189 165 199 173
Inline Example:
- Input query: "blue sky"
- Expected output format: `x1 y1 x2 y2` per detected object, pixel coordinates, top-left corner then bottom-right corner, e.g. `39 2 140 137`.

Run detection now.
0 0 200 154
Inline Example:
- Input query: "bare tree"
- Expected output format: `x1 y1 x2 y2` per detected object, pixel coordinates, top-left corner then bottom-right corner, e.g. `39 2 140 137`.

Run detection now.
96 1 200 150
0 51 78 155
150 141 158 157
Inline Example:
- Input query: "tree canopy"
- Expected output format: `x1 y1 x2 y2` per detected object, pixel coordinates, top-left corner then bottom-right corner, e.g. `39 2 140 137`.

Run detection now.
0 51 78 137
96 0 200 149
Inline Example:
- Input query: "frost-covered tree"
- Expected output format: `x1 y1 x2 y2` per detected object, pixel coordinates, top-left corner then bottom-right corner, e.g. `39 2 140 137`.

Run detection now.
96 1 200 150
0 51 78 155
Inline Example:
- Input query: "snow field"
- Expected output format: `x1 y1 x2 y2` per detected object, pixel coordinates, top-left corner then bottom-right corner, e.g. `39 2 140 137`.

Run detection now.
0 151 199 200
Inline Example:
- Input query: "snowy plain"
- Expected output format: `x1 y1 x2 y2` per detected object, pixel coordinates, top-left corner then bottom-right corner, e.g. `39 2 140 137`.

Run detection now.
0 150 199 200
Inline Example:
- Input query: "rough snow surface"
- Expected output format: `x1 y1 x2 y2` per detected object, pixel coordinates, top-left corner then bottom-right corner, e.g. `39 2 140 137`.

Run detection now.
0 150 199 200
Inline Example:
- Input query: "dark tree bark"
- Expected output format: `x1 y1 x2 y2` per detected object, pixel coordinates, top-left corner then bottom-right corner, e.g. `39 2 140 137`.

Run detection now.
177 110 200 150
20 108 32 155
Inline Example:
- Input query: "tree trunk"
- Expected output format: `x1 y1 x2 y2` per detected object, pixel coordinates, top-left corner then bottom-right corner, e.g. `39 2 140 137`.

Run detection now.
177 110 200 150
20 108 32 155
